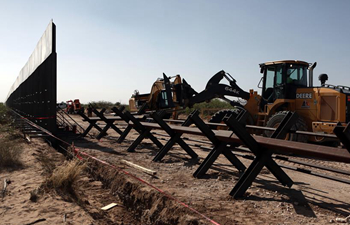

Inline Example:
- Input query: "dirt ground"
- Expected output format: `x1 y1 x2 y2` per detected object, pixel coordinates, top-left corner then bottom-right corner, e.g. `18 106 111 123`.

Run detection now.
59 114 350 224
1 114 350 225
0 127 140 225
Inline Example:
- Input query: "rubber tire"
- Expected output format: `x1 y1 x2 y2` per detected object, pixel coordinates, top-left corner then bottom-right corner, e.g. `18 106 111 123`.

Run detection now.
264 111 308 142
209 108 253 130
209 109 239 130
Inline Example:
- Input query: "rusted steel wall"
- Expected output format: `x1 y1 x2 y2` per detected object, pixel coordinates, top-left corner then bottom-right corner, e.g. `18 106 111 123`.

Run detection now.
5 21 57 132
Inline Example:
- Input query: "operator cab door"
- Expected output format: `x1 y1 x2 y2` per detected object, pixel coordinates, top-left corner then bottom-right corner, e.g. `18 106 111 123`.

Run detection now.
261 64 284 104
285 64 308 99
261 63 308 103
157 90 175 109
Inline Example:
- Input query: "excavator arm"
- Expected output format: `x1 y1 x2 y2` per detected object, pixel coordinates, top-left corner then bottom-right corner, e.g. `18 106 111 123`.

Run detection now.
186 70 250 107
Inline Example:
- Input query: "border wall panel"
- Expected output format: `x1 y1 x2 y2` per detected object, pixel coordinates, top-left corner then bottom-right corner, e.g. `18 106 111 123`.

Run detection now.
6 21 57 132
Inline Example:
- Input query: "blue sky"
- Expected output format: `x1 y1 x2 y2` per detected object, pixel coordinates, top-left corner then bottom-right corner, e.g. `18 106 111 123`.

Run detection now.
1 0 350 104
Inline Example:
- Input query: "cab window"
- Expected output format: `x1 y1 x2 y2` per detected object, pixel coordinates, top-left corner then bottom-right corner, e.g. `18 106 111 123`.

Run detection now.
286 64 307 86
265 67 274 89
276 66 283 86
264 65 283 88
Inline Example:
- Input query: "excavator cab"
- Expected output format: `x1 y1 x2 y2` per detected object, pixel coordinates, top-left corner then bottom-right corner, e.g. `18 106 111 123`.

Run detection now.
157 90 173 109
259 60 311 110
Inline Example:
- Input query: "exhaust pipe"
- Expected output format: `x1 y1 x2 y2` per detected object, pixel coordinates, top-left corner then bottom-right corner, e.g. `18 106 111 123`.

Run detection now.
308 62 317 87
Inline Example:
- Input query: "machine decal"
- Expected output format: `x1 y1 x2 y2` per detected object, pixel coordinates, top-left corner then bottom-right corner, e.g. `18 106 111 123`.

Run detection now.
225 86 240 94
301 100 310 108
296 93 312 99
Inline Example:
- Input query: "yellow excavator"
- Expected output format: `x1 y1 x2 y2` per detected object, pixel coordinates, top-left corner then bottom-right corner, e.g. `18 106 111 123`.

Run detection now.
129 60 350 142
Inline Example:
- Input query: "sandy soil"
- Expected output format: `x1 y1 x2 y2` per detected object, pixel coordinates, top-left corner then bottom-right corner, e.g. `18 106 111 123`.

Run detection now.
0 127 139 225
56 114 350 225
1 113 350 225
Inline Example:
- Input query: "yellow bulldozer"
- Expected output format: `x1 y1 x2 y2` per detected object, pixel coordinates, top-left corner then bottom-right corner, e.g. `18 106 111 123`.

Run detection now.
129 60 350 143
129 74 182 113
129 73 196 118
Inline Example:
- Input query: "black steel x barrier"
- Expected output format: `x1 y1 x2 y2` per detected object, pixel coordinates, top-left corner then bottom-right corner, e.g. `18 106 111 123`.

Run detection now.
224 111 298 198
125 111 163 152
91 107 123 139
78 110 104 137
112 106 133 143
151 110 198 161
189 110 246 178
333 122 350 153
111 106 146 143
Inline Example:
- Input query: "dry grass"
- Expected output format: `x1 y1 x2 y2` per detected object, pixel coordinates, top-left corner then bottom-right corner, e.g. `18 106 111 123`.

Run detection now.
36 151 56 175
0 141 23 170
0 114 24 171
46 159 85 191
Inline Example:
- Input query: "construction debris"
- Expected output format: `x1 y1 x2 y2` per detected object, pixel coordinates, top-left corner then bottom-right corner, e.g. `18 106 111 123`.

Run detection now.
121 160 157 176
2 178 9 198
335 215 350 223
101 203 118 211
23 218 46 225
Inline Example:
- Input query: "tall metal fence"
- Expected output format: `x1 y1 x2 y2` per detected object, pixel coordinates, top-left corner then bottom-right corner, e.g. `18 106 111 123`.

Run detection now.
5 21 57 132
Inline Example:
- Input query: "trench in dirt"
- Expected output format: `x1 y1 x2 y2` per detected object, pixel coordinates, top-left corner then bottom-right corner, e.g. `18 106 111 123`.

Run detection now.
33 136 205 225
84 159 205 225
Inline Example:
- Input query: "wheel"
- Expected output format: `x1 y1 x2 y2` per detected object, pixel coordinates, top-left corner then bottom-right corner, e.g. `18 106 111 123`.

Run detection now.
209 109 239 130
208 108 253 130
264 111 308 142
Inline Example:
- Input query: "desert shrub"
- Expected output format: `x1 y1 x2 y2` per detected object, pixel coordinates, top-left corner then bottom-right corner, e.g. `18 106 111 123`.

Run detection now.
88 101 115 110
182 98 235 115
36 151 56 175
0 103 11 124
0 141 23 170
121 104 130 111
46 159 85 191
89 101 129 111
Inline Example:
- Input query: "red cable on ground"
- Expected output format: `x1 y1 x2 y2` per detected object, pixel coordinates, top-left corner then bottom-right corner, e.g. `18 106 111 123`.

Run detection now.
77 150 220 225
15 112 221 225
21 116 55 120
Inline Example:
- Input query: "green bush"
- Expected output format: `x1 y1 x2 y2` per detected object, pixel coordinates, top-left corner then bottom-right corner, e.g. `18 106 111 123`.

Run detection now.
88 101 129 111
121 104 130 111
88 101 114 110
182 99 234 115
